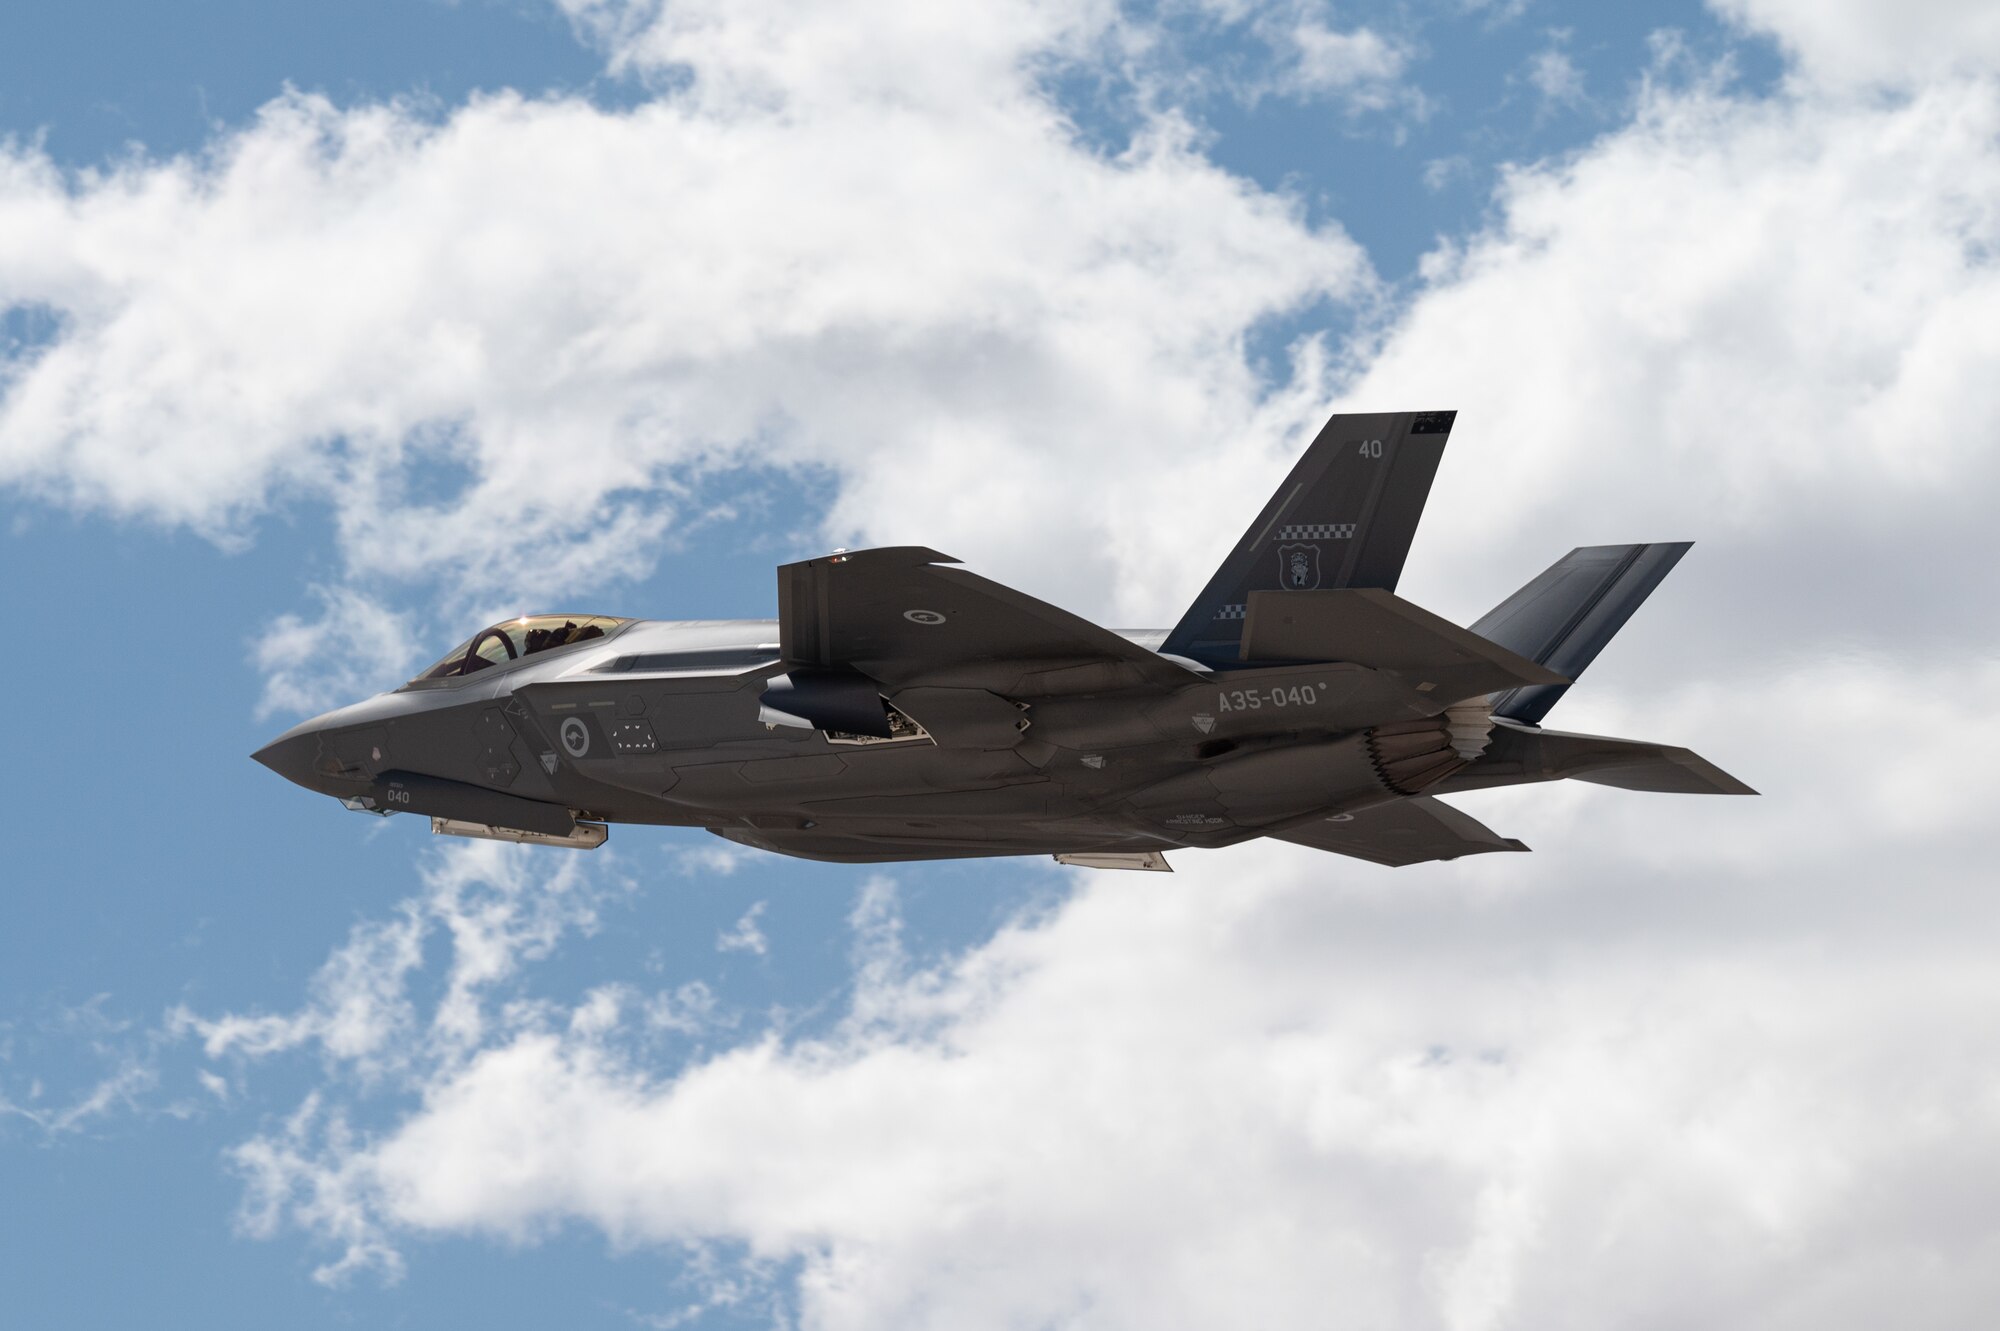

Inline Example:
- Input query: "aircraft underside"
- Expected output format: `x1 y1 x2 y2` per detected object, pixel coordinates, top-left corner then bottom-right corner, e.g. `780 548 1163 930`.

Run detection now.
254 409 1752 871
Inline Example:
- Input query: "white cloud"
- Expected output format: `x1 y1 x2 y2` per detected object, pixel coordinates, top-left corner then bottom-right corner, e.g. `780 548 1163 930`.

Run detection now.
174 838 618 1079
1524 45 1586 109
11 0 2000 1321
233 1091 407 1286
185 30 2000 1320
1283 15 1410 100
559 0 1119 109
674 843 747 877
644 981 720 1038
1711 0 2000 87
214 757 2000 1322
172 904 424 1073
1159 1 1415 112
0 997 168 1137
252 586 423 720
1349 75 2000 657
0 1056 157 1136
715 902 768 956
1456 0 1533 23
1423 154 1474 191
0 3 1369 650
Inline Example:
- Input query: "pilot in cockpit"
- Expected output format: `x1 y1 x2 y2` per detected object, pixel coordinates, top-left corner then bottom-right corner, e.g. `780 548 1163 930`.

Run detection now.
411 614 627 682
523 620 609 656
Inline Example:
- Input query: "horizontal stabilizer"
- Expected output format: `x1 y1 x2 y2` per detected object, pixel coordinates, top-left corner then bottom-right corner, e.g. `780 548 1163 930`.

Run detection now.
1164 409 1456 666
1267 795 1528 867
779 546 1193 695
1437 717 1756 796
1242 588 1565 704
1473 543 1691 724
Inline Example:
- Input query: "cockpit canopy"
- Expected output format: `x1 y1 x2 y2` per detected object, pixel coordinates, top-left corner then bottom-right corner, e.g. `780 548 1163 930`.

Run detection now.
413 615 631 681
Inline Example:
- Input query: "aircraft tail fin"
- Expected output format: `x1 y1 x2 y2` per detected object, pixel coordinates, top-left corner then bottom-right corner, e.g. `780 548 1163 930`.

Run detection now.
1162 409 1455 666
1472 543 1691 724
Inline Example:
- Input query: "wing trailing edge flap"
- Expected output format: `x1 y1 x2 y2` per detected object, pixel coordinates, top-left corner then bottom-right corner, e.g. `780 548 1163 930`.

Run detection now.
1437 717 1757 796
778 546 1194 696
1241 588 1565 704
1267 795 1528 868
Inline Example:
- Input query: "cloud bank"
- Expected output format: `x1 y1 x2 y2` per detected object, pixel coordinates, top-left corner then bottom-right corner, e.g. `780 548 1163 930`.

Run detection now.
8 0 2000 1325
0 0 1379 638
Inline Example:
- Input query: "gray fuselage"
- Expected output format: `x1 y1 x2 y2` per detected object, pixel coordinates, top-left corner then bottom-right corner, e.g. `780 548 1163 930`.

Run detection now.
254 616 1421 863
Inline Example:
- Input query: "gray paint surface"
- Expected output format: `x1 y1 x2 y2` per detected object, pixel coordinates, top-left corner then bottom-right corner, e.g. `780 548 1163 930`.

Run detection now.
254 410 1752 869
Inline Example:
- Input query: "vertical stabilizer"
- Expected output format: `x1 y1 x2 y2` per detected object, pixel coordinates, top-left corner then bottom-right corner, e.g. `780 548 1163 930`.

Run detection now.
1473 543 1691 724
1162 409 1454 666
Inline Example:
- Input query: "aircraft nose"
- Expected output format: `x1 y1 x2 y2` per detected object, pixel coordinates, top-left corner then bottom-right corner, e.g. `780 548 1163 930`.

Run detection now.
251 726 323 792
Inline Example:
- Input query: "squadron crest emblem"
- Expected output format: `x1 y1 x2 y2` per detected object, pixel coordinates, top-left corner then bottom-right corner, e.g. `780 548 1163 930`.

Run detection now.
1277 542 1321 590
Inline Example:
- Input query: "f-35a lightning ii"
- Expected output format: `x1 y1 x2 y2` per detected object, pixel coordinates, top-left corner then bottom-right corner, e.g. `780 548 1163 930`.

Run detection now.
254 410 1752 871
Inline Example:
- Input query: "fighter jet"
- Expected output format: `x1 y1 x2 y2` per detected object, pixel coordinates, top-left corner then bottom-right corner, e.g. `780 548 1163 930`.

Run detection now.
254 410 1752 871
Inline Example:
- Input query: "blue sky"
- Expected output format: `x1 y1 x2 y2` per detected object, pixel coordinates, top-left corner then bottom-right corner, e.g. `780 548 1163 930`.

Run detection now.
5 2 2000 1328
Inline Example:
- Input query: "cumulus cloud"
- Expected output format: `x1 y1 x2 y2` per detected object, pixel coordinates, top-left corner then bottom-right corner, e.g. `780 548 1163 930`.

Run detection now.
0 0 1370 655
205 750 2000 1322
1350 74 2000 662
193 30 2000 1321
1712 0 2000 87
11 0 2000 1322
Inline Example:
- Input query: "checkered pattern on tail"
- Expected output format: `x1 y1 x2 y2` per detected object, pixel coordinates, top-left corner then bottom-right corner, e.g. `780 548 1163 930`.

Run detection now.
1276 523 1356 541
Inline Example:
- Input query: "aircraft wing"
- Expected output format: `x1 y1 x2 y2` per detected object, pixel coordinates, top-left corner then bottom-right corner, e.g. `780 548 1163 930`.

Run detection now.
778 546 1194 694
1266 795 1528 867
